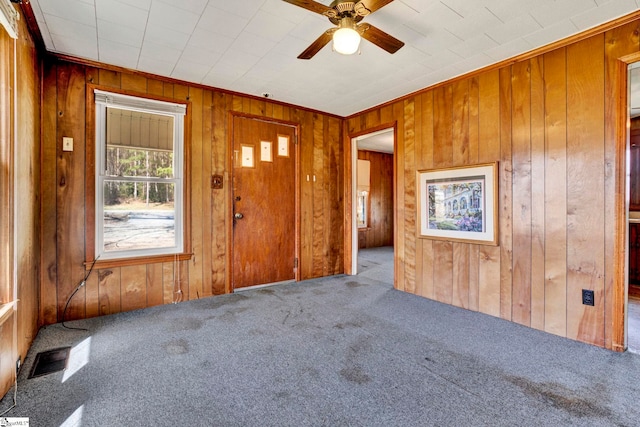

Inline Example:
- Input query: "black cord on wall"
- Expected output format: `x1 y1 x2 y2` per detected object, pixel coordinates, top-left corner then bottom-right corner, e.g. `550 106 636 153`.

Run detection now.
61 256 99 331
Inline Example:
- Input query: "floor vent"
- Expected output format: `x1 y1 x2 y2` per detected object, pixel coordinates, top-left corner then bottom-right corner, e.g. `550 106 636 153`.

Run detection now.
28 347 71 379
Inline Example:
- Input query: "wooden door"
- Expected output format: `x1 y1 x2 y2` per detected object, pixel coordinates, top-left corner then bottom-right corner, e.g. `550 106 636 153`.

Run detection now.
231 116 297 289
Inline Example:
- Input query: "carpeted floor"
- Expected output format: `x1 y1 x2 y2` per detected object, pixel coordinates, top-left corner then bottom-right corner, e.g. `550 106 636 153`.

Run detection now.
2 246 640 426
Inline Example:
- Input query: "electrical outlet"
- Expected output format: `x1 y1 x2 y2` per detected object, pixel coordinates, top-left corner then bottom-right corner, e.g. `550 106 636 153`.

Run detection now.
582 289 595 306
62 136 73 152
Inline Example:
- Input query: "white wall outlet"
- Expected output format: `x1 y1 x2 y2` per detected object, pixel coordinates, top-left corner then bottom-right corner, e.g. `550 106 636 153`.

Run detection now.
63 137 73 152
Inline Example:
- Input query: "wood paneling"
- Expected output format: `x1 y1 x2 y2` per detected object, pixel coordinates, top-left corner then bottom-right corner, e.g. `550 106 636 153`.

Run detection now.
1 7 636 404
0 8 41 399
0 20 14 402
39 58 343 325
511 60 532 327
347 19 640 350
566 35 606 346
357 150 393 249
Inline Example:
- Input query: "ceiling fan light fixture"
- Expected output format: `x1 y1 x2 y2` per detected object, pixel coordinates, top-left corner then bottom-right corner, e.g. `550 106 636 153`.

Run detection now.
333 18 360 55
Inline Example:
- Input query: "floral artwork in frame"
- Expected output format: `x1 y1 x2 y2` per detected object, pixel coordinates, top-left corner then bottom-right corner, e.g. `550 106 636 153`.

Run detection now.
417 162 498 245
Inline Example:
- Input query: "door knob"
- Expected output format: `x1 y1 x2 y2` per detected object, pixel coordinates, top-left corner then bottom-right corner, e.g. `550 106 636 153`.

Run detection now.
234 212 244 219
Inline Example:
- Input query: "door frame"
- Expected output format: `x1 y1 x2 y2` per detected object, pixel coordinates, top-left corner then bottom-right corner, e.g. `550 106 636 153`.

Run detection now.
227 112 301 292
344 122 397 276
613 51 640 352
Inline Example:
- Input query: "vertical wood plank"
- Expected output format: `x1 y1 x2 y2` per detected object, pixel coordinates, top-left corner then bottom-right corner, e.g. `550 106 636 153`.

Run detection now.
250 99 265 116
530 56 546 330
452 244 470 309
478 69 501 316
173 84 189 102
120 74 147 93
566 35 606 346
56 63 87 321
511 60 532 327
163 83 174 98
40 61 58 324
121 264 147 312
544 48 568 337
180 260 190 301
298 109 313 280
211 92 227 295
433 85 453 168
468 76 481 311
433 241 453 304
98 69 120 88
403 98 416 294
452 79 470 166
394 101 406 291
163 261 175 304
98 268 121 315
499 66 514 321
325 116 343 275
188 87 204 300
432 86 453 301
85 272 99 319
418 91 435 300
147 80 164 97
312 113 325 278
479 246 501 317
146 263 164 307
414 93 424 297
201 90 214 297
452 79 470 308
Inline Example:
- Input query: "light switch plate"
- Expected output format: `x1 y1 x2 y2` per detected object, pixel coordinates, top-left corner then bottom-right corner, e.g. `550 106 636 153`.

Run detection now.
62 137 73 152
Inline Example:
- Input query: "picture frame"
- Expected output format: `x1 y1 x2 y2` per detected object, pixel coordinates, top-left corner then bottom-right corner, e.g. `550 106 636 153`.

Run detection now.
417 162 498 245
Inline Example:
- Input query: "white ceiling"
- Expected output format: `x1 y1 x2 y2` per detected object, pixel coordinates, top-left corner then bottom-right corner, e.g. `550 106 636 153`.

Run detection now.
27 0 640 117
356 128 394 153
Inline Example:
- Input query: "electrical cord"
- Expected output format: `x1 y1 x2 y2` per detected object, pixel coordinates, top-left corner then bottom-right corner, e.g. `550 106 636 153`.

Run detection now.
0 257 99 414
62 256 100 331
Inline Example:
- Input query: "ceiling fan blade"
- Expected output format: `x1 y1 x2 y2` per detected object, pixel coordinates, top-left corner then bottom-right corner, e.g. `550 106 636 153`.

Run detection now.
298 31 333 60
282 0 332 15
359 23 404 54
357 0 394 14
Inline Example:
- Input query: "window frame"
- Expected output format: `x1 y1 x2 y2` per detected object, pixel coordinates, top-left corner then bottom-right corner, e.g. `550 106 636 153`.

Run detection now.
356 190 369 229
85 86 192 268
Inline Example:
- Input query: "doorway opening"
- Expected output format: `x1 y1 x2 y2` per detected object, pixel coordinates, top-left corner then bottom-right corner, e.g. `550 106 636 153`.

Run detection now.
350 128 395 281
627 62 640 353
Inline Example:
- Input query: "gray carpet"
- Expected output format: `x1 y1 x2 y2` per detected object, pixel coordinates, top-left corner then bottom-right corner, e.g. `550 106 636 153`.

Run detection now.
2 246 640 426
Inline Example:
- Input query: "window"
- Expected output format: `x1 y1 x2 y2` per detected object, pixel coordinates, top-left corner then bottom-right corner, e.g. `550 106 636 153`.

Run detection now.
357 190 369 228
357 159 371 228
94 90 186 260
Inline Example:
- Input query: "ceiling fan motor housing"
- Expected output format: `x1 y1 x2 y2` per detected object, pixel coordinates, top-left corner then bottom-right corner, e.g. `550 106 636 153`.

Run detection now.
326 1 370 23
285 0 403 59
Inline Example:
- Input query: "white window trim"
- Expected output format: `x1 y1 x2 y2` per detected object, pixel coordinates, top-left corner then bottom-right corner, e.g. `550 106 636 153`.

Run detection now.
0 0 18 39
94 89 186 260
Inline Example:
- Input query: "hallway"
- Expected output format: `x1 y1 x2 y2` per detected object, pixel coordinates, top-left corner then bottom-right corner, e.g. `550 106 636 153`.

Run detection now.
629 286 640 353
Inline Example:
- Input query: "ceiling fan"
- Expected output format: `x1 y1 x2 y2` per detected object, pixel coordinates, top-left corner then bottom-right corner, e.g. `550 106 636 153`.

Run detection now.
283 0 404 59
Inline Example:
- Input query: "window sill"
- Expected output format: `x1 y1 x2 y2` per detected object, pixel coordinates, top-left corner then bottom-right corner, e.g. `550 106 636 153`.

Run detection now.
85 252 193 270
0 302 14 324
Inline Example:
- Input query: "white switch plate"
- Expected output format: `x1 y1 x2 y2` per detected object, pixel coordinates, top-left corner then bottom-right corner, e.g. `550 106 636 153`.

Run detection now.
62 137 73 152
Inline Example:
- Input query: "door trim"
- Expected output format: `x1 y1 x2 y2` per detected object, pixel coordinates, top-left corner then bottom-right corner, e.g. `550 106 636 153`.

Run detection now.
344 122 397 277
227 112 301 293
612 51 640 351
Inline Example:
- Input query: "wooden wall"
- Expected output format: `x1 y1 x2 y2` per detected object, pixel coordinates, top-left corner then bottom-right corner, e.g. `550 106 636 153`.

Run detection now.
358 150 393 249
40 60 343 325
0 8 41 399
347 20 640 350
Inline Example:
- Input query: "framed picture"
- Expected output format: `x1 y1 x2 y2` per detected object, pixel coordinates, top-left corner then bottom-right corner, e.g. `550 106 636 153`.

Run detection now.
417 162 498 245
